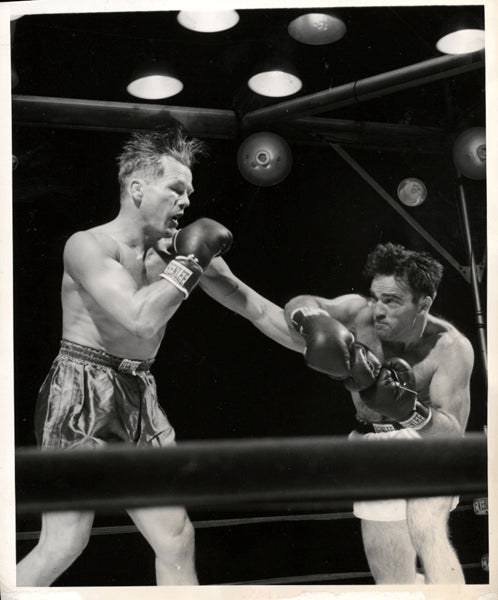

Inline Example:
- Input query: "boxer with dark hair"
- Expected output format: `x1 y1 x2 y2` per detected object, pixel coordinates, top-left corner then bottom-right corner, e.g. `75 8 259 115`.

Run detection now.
17 128 303 586
285 243 473 584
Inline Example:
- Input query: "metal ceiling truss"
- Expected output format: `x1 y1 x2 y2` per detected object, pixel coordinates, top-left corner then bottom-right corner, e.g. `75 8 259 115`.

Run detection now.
12 50 487 369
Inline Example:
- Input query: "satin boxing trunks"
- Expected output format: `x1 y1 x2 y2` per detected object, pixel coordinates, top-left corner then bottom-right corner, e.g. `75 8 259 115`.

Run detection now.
35 340 176 449
349 426 458 521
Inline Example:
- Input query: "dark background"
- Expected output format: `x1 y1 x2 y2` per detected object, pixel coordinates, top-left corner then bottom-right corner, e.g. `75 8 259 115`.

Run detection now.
11 4 488 586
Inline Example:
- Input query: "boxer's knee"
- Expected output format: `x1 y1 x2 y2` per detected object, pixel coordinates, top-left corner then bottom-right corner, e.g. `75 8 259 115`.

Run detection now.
38 511 94 565
130 506 196 563
158 511 195 559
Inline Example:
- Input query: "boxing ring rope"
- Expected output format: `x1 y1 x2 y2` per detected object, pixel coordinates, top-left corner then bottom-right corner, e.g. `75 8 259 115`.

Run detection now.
16 434 487 514
16 503 480 541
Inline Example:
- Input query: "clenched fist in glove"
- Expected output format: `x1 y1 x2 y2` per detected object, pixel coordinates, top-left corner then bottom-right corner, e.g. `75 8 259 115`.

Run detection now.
343 343 382 392
161 218 233 298
288 306 354 378
360 357 432 429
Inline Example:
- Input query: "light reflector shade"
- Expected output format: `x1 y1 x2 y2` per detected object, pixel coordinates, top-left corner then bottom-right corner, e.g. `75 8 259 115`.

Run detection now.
127 74 183 100
177 10 239 32
397 178 427 207
436 28 484 54
452 127 486 180
248 70 302 98
288 13 346 45
237 132 293 186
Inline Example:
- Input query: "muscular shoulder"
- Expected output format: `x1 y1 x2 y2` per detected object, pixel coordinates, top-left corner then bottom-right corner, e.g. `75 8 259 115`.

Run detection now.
63 228 122 282
427 316 474 369
321 294 370 328
64 228 120 263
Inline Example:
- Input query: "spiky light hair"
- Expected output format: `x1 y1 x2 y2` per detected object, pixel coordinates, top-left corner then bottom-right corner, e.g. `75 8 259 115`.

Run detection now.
117 128 206 192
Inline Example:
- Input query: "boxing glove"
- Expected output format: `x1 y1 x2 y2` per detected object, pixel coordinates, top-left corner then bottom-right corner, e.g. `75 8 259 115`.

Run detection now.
161 218 233 298
360 357 432 429
343 343 382 392
290 306 354 378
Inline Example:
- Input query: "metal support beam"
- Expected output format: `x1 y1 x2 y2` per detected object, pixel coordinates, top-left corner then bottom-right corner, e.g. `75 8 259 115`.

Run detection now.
330 143 468 281
281 117 447 154
456 177 487 377
12 95 238 139
242 51 484 129
13 96 448 154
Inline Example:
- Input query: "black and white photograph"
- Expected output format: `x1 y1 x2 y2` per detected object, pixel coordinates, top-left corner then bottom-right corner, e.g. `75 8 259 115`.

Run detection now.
1 0 495 597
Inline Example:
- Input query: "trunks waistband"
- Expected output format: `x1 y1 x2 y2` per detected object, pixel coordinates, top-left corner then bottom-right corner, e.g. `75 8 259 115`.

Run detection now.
58 339 155 374
354 420 403 434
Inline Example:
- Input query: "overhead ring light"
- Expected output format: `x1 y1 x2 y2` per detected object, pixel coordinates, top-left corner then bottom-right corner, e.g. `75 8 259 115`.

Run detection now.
452 127 486 180
177 10 239 33
397 178 427 207
288 13 346 45
126 59 183 100
248 69 302 98
436 13 484 55
248 58 303 98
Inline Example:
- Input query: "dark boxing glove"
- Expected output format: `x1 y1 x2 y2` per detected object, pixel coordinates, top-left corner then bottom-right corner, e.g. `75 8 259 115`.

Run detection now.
343 343 382 392
360 357 432 429
161 218 233 298
289 306 354 378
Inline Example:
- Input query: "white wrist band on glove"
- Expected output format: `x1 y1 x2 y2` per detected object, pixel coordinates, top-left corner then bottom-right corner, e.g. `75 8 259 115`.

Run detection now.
160 257 202 298
398 399 432 430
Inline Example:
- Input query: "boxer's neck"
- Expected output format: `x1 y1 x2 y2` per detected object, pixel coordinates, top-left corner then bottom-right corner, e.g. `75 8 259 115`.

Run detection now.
383 315 428 353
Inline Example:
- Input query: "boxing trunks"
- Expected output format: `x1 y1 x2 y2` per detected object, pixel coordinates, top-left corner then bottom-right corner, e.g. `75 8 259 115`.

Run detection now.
35 340 176 450
349 426 458 521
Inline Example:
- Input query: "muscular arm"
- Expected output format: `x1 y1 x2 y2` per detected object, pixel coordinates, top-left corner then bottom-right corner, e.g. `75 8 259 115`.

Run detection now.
64 231 185 338
419 335 474 438
284 293 368 330
199 257 303 351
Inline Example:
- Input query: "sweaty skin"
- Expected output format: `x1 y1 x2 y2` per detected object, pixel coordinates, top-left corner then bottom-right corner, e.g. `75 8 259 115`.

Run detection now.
62 156 301 361
61 156 195 359
18 152 303 588
284 273 473 584
287 275 473 437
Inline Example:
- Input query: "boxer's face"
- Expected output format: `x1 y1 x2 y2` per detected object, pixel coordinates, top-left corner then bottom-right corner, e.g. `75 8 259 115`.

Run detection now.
369 274 421 342
134 155 193 238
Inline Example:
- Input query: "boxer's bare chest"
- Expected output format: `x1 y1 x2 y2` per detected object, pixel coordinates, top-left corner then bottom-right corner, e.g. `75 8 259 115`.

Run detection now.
353 320 438 404
118 245 169 287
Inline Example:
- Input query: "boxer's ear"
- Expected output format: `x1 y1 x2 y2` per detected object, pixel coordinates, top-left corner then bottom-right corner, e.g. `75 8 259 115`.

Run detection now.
130 179 143 206
418 295 432 314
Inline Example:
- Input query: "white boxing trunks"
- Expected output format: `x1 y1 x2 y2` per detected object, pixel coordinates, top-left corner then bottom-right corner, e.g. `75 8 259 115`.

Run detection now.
349 427 459 521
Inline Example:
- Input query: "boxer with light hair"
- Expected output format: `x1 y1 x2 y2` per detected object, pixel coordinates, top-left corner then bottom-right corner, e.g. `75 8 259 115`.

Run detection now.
17 127 303 587
285 242 473 584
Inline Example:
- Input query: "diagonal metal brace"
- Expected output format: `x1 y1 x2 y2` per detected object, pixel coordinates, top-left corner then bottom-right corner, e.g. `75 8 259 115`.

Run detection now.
330 143 469 283
459 261 486 284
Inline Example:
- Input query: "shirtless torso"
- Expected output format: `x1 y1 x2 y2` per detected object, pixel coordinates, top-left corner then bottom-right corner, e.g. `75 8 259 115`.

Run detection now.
346 298 471 430
62 226 173 359
283 269 474 584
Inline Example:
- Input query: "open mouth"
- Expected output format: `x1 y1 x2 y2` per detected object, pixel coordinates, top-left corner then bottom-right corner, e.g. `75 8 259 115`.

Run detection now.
168 213 183 229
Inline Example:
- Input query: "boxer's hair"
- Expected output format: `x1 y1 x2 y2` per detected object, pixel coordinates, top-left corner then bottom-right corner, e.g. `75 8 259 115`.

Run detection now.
363 242 443 300
117 127 206 193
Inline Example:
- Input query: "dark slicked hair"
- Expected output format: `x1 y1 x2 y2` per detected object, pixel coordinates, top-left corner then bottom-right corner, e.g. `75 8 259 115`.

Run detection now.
117 127 206 193
363 243 443 300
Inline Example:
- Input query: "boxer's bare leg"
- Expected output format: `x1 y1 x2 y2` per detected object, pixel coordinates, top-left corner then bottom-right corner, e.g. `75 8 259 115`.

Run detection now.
361 519 418 583
17 510 95 586
407 497 464 584
128 506 198 585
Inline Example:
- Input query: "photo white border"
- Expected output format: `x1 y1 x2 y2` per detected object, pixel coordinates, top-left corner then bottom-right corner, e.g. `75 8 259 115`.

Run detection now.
1 1 496 599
